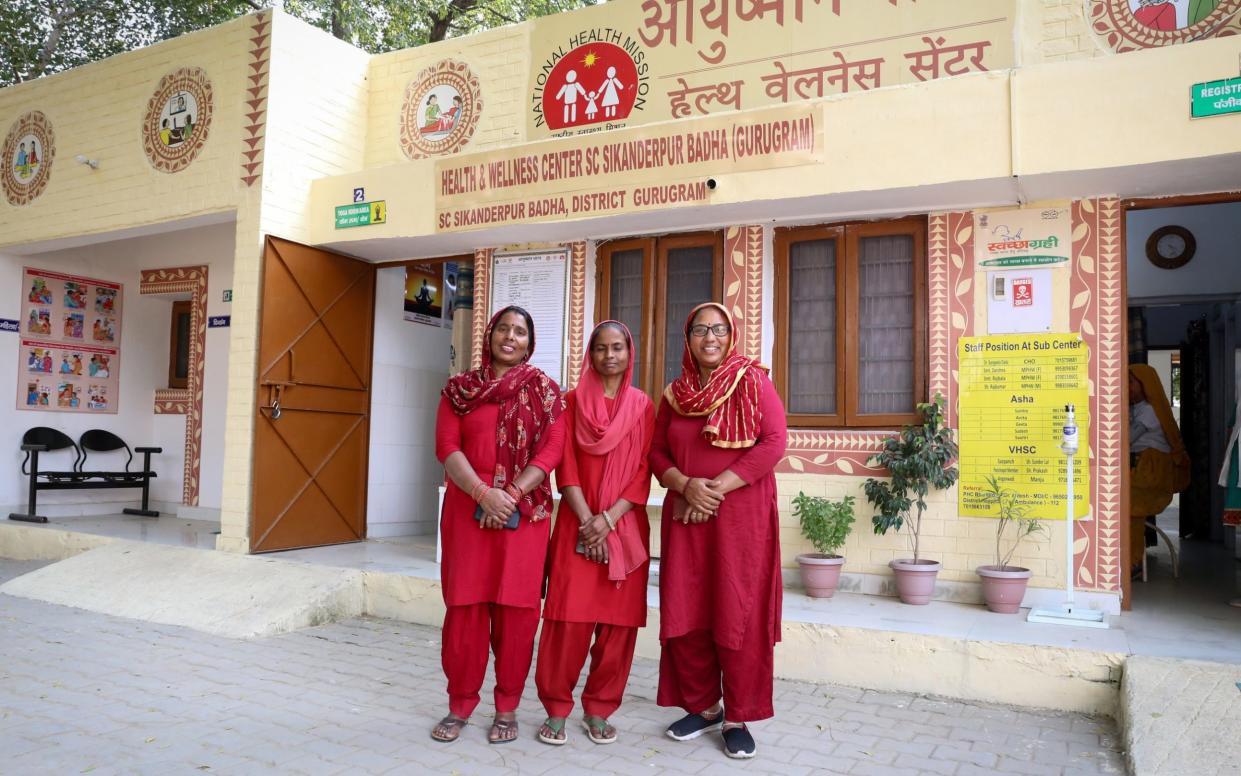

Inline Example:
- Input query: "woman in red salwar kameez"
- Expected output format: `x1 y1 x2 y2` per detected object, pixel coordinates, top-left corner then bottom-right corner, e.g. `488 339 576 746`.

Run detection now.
535 321 655 746
431 306 566 745
650 302 787 760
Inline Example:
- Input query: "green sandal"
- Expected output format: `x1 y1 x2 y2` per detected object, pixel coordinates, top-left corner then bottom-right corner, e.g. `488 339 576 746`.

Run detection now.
538 716 568 745
583 715 618 745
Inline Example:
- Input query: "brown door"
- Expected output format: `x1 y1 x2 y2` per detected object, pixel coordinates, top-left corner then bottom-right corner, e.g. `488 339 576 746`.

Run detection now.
251 236 375 553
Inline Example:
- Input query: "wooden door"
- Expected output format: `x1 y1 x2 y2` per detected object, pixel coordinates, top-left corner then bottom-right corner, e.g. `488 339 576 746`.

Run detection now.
251 237 375 553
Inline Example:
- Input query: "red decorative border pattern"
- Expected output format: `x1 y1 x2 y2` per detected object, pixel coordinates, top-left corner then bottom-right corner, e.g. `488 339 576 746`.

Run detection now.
944 212 977 426
241 12 271 187
142 68 213 174
723 225 764 361
154 388 191 415
1090 0 1241 52
140 265 208 506
1069 198 1123 592
470 249 493 368
564 242 587 388
2 111 55 206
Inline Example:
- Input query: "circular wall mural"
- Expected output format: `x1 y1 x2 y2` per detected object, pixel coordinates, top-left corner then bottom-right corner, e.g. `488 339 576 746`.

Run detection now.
3 111 55 206
399 59 483 159
142 67 214 173
1091 0 1241 51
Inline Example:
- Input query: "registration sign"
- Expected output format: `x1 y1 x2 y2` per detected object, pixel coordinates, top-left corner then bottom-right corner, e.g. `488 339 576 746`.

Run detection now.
1191 77 1241 118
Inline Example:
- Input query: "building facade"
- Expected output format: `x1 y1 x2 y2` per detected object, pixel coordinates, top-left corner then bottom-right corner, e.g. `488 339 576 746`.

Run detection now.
3 0 1241 615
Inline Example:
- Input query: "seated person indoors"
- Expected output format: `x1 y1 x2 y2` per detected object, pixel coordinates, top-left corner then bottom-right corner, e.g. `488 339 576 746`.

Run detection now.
1128 364 1190 579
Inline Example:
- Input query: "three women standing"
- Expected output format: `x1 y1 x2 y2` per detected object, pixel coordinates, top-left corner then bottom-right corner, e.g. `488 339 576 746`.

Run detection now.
432 301 786 758
432 306 566 744
536 321 655 745
650 303 787 759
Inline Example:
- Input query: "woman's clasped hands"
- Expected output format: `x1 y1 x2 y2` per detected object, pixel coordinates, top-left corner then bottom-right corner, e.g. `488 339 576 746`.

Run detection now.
478 486 516 530
681 477 724 524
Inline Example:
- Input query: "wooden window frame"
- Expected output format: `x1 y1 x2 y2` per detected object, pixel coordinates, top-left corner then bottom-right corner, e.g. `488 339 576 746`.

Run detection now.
168 300 192 390
596 232 724 399
774 217 928 429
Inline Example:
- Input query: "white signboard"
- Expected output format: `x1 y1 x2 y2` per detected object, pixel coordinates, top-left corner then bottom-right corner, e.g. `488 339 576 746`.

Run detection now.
490 250 568 385
986 269 1052 335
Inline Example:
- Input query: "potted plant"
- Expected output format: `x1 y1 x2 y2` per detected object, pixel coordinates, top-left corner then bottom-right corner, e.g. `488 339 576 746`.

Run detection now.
976 475 1045 613
864 395 959 605
792 492 855 598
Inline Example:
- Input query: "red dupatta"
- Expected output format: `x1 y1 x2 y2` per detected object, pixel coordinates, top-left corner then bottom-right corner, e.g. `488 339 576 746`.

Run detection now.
664 302 766 448
574 321 652 581
442 308 564 521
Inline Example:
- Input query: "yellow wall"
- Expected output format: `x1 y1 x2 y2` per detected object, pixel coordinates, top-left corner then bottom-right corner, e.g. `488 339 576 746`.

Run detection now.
0 17 252 247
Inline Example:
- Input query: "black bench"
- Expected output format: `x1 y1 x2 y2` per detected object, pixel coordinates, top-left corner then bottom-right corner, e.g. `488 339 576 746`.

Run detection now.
8 427 162 523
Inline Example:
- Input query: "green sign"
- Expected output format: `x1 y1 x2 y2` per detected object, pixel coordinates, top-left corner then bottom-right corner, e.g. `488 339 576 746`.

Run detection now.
335 200 387 229
1192 77 1241 118
979 255 1068 268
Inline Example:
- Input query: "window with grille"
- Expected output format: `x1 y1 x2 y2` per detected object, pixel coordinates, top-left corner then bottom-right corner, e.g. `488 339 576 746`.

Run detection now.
774 218 926 428
595 233 724 399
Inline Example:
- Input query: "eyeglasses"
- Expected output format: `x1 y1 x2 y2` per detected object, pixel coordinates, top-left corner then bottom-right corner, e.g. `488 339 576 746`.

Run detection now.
689 323 731 338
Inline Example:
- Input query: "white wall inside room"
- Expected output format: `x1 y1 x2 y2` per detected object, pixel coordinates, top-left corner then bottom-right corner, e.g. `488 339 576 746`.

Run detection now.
368 266 452 538
0 222 234 516
1127 202 1241 301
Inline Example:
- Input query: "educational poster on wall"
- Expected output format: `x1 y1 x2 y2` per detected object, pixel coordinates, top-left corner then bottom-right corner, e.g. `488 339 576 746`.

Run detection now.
958 333 1090 520
403 262 456 329
17 267 122 414
973 207 1071 270
489 251 568 386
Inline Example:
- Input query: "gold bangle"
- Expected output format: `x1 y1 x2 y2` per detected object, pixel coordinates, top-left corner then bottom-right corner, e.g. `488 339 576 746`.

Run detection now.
601 508 615 531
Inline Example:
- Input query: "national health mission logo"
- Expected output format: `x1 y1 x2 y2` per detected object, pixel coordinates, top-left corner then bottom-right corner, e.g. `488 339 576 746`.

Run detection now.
532 30 650 134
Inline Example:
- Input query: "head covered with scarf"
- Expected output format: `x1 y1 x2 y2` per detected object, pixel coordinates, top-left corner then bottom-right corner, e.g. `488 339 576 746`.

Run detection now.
574 320 653 582
442 306 565 521
1129 363 1190 498
664 302 767 448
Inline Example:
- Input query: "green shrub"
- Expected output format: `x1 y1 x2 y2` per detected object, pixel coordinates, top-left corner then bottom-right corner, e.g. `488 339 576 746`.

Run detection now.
863 395 959 562
793 492 855 557
980 474 1045 570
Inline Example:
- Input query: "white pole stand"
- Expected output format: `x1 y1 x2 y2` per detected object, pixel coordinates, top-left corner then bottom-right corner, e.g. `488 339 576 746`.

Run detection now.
1028 404 1108 629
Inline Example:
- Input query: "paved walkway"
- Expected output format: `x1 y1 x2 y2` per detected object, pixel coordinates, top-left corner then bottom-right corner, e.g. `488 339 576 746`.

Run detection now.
0 559 1127 775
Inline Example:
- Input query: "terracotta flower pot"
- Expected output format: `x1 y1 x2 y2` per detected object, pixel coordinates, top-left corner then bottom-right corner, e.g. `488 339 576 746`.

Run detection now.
976 565 1032 614
797 553 845 598
889 558 941 605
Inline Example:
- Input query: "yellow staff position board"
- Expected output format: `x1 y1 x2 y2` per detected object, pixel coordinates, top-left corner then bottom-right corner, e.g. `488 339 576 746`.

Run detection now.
958 333 1090 520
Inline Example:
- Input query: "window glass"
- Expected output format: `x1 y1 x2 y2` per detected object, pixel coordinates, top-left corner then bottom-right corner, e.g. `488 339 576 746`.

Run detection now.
856 234 914 415
788 239 837 414
662 245 715 386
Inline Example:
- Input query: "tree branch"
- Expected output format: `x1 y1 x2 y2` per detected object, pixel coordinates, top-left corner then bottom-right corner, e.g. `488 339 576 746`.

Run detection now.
31 5 74 80
428 0 479 42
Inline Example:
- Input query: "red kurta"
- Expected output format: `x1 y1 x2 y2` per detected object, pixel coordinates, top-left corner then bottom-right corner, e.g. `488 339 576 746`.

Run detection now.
649 374 787 651
544 391 655 627
435 396 566 609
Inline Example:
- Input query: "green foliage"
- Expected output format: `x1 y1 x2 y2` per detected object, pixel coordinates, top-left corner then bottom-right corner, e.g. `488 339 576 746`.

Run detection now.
980 474 1045 570
792 492 855 557
1 0 601 87
863 395 959 562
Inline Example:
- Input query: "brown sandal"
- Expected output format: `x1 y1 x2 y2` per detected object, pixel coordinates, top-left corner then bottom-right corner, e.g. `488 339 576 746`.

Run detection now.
430 714 467 743
489 716 519 744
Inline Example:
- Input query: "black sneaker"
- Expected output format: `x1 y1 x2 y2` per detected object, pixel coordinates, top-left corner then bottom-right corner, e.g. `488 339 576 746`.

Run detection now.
665 710 723 741
722 724 756 759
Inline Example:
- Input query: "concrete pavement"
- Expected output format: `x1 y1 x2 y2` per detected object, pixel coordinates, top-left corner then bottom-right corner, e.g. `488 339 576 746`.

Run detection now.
0 559 1127 775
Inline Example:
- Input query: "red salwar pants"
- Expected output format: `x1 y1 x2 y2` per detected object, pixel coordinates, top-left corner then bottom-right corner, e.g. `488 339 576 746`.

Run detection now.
442 603 539 718
657 628 775 722
535 620 638 718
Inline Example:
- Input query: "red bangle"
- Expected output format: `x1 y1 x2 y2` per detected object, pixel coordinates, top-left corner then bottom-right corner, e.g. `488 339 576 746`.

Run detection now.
471 481 489 502
504 483 523 501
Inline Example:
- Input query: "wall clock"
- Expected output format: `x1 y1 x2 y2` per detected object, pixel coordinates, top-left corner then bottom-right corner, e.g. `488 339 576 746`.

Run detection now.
1145 225 1195 270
